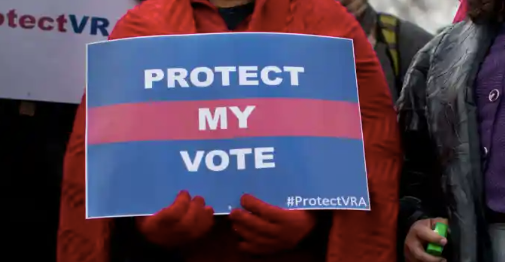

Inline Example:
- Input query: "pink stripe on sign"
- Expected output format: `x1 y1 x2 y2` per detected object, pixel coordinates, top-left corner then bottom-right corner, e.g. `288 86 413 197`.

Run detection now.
87 98 362 144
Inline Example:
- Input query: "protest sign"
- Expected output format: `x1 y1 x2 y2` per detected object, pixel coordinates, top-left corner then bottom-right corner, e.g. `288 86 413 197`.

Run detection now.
0 0 135 103
85 33 369 218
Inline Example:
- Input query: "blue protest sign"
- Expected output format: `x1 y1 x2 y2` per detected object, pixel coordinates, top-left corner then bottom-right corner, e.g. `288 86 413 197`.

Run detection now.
85 33 369 218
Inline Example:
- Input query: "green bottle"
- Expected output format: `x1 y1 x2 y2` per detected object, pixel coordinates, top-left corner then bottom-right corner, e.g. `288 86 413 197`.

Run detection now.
426 222 448 256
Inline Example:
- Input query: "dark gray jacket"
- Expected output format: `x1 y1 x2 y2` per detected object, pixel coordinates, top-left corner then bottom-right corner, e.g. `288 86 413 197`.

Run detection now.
360 6 433 101
397 20 502 262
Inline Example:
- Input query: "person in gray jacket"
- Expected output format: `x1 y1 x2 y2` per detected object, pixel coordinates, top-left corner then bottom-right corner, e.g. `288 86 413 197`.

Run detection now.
398 0 505 261
338 0 433 102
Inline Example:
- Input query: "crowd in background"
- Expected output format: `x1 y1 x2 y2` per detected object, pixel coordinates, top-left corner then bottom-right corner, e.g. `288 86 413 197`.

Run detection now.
3 0 504 262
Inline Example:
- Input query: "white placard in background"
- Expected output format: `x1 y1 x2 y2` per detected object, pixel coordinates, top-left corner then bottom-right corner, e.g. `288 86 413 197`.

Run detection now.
0 0 137 104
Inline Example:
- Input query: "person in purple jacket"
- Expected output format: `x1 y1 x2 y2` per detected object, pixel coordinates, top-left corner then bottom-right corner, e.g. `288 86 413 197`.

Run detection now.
397 1 505 262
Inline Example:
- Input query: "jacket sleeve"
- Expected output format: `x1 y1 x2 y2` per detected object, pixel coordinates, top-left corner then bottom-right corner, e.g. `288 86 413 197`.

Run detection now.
310 2 403 262
58 95 113 262
396 33 448 249
397 20 433 83
57 8 159 262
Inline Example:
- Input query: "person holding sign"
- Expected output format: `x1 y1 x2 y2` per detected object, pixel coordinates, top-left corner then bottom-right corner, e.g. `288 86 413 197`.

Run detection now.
58 1 402 262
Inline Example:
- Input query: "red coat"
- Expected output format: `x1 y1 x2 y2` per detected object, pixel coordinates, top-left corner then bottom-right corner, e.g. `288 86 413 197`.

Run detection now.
57 0 402 262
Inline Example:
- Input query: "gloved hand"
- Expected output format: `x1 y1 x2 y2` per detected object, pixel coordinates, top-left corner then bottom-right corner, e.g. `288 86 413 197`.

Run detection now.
136 190 214 249
229 194 316 255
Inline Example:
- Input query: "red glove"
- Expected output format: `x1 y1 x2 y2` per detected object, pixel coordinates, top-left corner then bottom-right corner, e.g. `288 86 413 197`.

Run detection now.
136 190 214 249
229 194 316 255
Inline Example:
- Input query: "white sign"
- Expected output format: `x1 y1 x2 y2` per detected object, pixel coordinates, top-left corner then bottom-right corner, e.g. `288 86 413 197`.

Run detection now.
0 0 137 103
